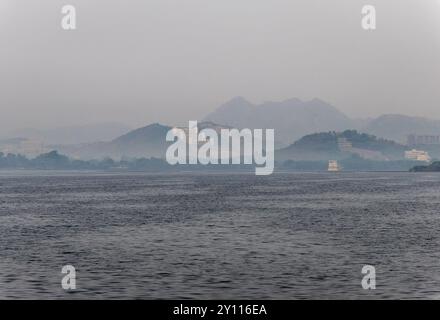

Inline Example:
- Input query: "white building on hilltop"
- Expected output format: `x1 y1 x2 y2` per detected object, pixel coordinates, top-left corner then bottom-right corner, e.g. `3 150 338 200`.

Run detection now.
328 160 341 172
404 149 431 162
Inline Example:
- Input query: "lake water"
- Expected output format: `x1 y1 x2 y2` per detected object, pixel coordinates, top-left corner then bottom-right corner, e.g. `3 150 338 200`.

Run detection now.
0 171 440 299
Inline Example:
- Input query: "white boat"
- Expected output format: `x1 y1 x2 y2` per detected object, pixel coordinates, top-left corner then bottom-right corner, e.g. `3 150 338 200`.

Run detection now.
328 160 341 172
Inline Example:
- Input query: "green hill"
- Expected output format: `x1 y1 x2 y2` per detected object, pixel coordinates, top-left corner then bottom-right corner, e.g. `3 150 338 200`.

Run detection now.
277 130 407 161
410 161 440 172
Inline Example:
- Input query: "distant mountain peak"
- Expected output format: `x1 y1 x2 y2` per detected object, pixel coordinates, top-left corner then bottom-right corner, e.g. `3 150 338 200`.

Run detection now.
228 96 252 104
280 97 303 104
217 96 254 111
309 97 326 104
112 123 170 143
204 96 353 146
363 114 440 143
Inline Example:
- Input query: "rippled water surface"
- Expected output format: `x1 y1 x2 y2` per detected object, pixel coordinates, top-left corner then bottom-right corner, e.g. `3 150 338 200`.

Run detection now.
1 171 440 299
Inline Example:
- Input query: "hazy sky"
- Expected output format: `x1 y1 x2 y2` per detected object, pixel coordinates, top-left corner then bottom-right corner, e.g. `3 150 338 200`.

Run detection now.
1 0 439 133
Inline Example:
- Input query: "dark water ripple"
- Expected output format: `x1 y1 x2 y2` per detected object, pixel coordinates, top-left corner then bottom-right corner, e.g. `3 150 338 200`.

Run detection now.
0 171 440 299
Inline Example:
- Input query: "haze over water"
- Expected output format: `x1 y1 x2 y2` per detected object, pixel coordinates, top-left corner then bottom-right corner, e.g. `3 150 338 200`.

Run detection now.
1 171 439 299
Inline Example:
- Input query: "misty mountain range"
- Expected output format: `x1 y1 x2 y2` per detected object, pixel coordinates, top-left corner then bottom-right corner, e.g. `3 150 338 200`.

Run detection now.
2 97 440 160
55 123 172 160
204 97 353 147
204 97 440 146
7 123 132 145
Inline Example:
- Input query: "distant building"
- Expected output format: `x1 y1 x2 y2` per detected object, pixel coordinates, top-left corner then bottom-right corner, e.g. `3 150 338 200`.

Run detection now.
407 134 440 146
337 137 352 152
328 160 341 172
404 149 431 162
0 138 47 157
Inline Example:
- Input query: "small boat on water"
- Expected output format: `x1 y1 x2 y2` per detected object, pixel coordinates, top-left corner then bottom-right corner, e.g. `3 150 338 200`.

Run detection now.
328 160 341 172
